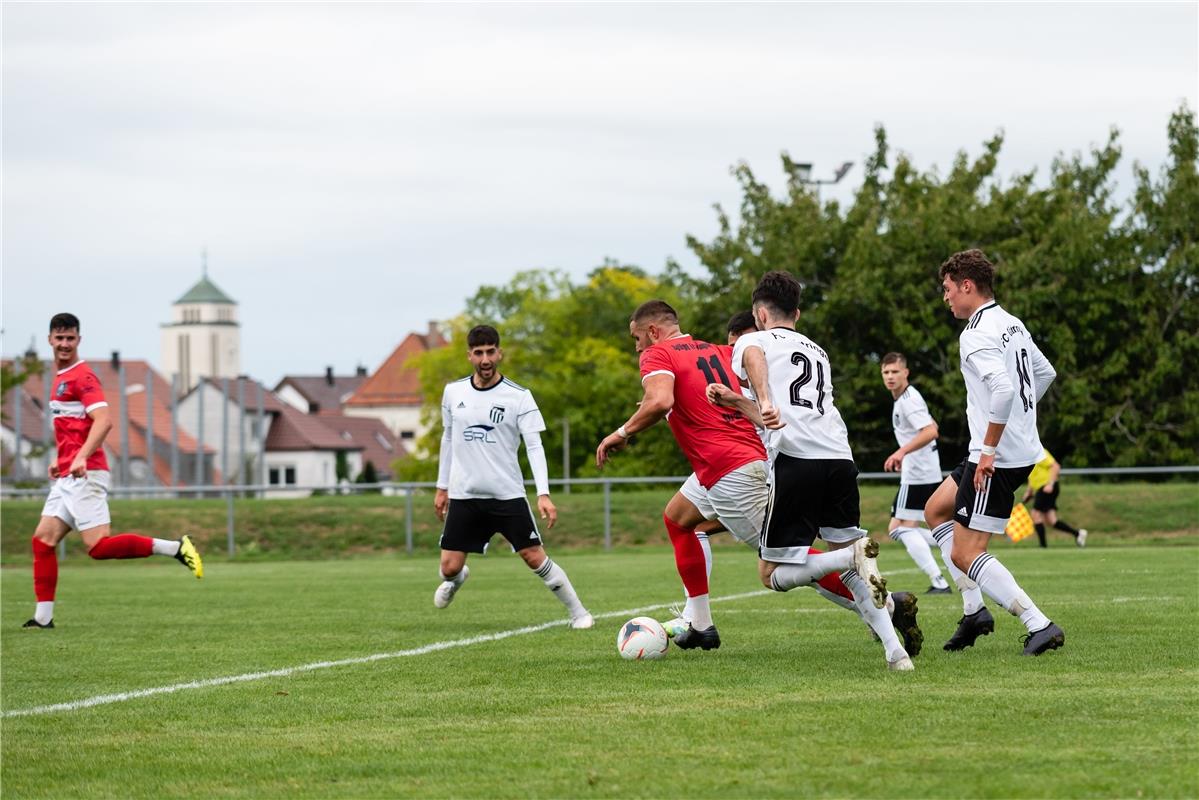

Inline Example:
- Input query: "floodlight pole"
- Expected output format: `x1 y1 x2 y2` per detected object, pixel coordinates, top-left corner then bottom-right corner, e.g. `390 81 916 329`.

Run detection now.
795 161 854 201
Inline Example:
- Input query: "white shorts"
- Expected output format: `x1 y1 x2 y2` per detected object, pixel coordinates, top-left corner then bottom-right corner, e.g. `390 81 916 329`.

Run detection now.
680 460 770 545
41 471 112 532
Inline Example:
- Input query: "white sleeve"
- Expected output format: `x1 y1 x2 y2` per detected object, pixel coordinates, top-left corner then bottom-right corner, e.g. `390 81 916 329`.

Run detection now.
436 388 453 490
730 334 760 381
1030 341 1057 402
523 430 550 496
517 391 546 435
967 348 1016 424
903 392 935 429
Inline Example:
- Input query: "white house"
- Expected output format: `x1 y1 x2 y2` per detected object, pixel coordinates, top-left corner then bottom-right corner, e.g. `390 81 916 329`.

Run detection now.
176 377 281 486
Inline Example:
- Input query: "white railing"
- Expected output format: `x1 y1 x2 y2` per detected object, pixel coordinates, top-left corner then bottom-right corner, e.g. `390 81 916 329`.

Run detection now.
3 467 1196 557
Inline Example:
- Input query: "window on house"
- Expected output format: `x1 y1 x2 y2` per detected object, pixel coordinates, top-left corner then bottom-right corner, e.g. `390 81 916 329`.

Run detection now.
269 467 298 486
375 432 394 451
400 430 415 440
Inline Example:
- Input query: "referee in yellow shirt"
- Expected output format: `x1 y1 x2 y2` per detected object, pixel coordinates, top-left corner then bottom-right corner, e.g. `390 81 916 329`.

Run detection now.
1022 449 1088 548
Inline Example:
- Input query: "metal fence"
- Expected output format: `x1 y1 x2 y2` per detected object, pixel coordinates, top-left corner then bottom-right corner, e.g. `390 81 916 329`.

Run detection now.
3 467 1195 560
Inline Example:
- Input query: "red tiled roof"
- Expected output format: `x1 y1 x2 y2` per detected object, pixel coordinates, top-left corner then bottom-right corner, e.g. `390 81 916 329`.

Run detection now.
1 384 48 441
274 374 366 414
265 403 365 451
314 414 406 478
195 376 287 413
345 325 446 408
14 359 214 486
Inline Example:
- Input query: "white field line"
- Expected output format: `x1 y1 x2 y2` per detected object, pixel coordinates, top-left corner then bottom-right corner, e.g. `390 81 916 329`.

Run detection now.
3 590 771 719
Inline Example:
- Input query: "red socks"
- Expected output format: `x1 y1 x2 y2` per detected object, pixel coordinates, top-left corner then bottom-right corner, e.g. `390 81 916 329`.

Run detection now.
810 545 855 602
663 514 709 597
88 534 153 560
32 537 58 601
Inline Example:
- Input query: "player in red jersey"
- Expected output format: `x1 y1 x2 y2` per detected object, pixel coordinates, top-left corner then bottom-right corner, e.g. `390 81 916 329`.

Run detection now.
596 301 880 651
23 313 204 630
678 311 858 616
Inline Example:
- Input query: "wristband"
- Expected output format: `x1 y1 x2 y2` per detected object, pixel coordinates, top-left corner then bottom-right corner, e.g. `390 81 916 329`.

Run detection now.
980 444 997 457
617 425 630 439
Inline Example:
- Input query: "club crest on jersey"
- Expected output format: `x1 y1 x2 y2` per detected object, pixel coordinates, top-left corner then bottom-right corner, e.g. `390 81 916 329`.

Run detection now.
489 405 506 424
56 381 68 397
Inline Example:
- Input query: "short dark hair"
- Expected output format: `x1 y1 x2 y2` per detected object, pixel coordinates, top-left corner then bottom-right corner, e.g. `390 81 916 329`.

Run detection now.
727 310 756 336
939 249 995 296
49 313 80 333
751 271 802 317
466 325 500 348
881 352 907 367
631 300 678 325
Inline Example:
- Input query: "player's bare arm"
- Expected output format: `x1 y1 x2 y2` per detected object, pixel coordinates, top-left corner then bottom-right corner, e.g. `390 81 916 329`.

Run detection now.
537 495 557 529
596 374 674 468
434 488 449 521
704 383 775 429
70 406 113 478
741 345 780 428
1044 460 1060 494
975 420 1006 491
884 422 938 472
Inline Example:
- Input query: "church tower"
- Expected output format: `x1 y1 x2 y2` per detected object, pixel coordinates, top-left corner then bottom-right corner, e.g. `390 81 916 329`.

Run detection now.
160 253 240 392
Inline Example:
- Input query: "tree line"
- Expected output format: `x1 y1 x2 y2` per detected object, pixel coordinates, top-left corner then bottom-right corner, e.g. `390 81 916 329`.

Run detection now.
399 105 1197 481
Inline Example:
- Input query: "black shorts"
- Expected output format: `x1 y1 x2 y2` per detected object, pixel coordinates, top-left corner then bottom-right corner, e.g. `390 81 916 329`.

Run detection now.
439 498 543 554
760 455 862 564
949 458 1034 534
890 482 941 522
1032 484 1059 512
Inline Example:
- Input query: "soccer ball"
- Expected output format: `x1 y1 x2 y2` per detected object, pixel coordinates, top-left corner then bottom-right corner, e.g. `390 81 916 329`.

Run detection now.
616 616 669 660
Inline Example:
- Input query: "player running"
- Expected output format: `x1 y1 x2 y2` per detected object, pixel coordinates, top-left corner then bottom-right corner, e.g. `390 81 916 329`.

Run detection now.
24 313 202 630
671 311 862 626
595 300 881 653
433 325 592 629
880 352 953 593
713 271 918 671
923 249 1064 655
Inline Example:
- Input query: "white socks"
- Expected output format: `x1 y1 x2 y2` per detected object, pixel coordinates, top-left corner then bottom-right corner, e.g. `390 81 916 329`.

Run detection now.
696 532 713 578
151 539 181 557
931 522 985 614
440 566 469 586
35 601 54 625
891 526 949 589
842 570 906 661
967 553 1051 632
814 584 857 612
534 558 587 619
682 594 713 629
768 548 856 592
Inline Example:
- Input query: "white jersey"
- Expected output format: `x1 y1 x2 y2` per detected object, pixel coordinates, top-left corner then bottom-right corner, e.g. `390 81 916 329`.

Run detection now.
437 375 546 500
959 302 1056 468
891 385 942 484
732 328 853 461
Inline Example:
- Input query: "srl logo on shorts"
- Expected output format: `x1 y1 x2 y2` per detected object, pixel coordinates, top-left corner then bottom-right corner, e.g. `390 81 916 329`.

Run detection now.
490 406 506 424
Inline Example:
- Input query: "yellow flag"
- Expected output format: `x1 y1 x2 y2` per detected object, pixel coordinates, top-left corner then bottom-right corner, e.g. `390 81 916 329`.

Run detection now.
1006 503 1035 542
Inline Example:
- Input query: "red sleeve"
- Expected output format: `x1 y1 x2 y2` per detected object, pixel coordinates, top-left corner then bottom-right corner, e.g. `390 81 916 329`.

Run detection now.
639 346 675 381
79 371 107 411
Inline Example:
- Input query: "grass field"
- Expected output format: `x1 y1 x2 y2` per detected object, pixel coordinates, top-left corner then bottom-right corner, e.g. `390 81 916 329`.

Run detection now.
3 544 1197 798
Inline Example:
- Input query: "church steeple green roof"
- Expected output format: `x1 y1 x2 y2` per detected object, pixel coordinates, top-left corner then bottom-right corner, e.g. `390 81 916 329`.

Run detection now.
175 274 236 305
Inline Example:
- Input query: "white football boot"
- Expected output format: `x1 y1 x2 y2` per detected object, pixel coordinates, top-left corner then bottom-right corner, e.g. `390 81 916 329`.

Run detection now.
852 537 888 609
433 565 469 609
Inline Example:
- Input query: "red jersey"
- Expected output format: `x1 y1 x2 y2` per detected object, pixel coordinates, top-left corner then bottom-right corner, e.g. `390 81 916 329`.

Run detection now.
639 334 766 488
50 360 110 474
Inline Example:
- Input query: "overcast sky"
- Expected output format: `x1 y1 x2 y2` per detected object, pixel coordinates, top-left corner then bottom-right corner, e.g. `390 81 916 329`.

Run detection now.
3 2 1196 385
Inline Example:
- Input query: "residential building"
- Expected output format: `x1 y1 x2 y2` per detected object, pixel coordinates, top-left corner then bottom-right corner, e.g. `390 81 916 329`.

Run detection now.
343 322 445 443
